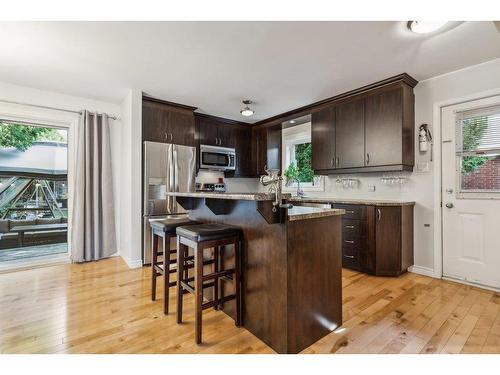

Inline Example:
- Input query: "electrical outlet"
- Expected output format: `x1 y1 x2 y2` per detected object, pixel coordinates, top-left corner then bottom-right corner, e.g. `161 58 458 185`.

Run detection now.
368 185 376 192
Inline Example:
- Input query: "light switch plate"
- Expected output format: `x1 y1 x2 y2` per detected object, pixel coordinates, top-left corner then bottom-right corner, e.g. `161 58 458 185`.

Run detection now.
368 185 376 192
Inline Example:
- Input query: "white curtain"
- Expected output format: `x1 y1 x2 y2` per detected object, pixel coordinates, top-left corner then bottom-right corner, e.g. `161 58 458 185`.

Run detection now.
71 111 117 262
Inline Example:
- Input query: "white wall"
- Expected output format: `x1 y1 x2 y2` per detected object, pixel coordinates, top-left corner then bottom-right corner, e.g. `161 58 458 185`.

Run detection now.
0 80 122 258
405 57 500 274
119 89 143 268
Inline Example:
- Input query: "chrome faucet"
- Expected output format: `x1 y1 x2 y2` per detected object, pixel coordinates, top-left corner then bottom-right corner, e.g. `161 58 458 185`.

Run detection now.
260 168 283 212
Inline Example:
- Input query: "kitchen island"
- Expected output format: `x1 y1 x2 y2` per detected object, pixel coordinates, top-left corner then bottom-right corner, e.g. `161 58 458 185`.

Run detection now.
166 191 344 353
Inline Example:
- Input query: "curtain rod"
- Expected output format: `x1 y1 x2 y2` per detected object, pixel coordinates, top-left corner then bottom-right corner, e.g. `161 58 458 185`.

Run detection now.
0 99 119 120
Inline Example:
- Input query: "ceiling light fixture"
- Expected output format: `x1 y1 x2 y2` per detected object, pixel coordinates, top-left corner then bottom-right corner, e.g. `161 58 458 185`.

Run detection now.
408 21 448 34
240 100 254 117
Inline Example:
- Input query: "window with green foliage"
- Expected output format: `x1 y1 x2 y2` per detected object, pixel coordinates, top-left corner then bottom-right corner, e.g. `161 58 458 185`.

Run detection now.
284 143 314 184
0 121 64 151
460 116 489 175
456 106 500 192
282 122 324 191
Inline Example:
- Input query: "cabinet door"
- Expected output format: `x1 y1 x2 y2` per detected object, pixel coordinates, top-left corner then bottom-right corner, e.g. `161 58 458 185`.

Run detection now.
375 206 402 276
233 126 253 176
198 118 219 146
266 125 282 173
142 101 169 143
168 110 195 147
253 127 268 176
365 88 403 166
216 123 236 148
311 106 335 171
336 99 365 168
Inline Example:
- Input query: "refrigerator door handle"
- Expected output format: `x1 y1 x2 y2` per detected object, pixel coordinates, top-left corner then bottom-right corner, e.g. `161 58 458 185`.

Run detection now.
167 145 175 213
174 148 179 192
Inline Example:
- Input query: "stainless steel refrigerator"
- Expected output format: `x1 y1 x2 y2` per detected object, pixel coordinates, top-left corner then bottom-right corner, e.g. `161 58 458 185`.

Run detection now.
142 141 196 265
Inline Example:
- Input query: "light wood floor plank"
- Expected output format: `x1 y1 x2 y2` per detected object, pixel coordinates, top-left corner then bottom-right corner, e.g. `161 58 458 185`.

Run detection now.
1 257 499 354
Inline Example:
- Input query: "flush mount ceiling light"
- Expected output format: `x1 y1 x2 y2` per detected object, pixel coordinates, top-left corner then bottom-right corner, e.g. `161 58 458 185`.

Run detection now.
240 100 254 117
408 21 448 34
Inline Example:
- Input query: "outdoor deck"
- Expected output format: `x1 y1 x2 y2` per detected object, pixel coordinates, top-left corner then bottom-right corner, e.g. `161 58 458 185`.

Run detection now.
0 243 67 262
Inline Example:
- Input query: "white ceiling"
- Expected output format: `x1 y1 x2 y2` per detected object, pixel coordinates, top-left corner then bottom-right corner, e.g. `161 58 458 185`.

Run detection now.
1 21 500 123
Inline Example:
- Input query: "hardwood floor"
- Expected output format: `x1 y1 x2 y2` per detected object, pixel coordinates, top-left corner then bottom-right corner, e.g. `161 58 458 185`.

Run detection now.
0 257 499 354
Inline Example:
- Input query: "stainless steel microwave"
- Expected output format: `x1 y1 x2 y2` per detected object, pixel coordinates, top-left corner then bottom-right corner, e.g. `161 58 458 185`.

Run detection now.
200 144 236 171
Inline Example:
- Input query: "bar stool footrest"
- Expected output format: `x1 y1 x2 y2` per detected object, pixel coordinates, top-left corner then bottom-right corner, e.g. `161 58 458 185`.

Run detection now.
202 294 236 310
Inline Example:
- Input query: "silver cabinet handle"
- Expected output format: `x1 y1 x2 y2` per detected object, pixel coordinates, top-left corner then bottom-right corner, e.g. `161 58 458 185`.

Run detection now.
331 158 334 167
344 255 355 259
377 208 381 221
165 132 168 140
366 153 370 165
445 202 454 208
336 156 340 167
345 225 355 229
344 240 355 244
346 210 354 214
170 133 173 142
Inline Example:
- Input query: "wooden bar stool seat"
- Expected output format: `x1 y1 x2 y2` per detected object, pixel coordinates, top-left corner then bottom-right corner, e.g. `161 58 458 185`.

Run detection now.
176 223 242 344
150 217 200 314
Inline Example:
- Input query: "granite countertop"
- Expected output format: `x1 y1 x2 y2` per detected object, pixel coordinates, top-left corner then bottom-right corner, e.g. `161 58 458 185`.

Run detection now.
287 206 345 221
165 191 292 201
288 196 415 206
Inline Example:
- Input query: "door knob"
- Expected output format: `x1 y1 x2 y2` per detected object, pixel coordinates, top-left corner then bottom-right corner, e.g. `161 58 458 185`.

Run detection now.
445 202 454 208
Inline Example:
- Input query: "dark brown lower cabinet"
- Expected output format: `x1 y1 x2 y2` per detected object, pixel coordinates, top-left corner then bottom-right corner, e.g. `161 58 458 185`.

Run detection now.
332 203 414 276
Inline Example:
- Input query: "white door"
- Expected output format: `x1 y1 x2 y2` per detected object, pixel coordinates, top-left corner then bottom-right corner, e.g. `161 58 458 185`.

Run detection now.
441 96 500 290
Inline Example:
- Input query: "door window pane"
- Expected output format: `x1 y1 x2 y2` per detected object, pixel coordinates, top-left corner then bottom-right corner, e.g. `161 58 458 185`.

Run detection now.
456 106 500 193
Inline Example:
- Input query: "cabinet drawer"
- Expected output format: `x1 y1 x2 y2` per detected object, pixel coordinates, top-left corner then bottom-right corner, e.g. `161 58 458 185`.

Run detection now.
341 219 367 238
333 204 366 220
342 236 366 249
342 247 359 269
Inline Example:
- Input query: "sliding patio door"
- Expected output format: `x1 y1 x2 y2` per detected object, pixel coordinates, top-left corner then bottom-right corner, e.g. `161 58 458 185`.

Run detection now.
0 120 69 264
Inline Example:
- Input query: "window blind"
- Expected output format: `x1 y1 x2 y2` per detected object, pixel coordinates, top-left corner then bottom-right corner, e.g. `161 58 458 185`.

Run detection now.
456 103 500 156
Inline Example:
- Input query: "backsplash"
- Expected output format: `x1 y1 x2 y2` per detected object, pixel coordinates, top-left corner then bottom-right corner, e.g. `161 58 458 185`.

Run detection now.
201 170 415 200
197 170 263 193
318 172 412 200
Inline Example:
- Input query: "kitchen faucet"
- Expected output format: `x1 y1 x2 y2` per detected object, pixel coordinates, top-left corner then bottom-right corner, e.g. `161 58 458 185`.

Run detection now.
260 168 284 212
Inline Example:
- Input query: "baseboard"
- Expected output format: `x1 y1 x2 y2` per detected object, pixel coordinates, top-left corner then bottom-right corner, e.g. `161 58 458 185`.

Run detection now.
408 265 440 279
122 256 143 269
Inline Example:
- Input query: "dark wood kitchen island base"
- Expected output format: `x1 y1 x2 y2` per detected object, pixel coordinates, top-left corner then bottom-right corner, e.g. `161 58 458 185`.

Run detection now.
168 192 344 354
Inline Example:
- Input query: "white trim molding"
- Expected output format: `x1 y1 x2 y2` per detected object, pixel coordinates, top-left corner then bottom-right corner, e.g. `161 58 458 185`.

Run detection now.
122 256 143 269
408 265 440 279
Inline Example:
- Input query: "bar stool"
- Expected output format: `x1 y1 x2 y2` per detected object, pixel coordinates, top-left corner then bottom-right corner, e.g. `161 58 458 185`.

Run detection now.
150 217 200 314
176 223 242 344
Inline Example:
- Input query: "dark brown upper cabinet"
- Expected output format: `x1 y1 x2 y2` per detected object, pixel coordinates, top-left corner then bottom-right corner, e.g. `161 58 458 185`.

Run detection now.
311 106 336 171
310 79 415 174
252 125 282 176
198 116 239 148
197 117 219 146
142 98 196 147
196 114 254 177
335 98 365 169
365 87 408 168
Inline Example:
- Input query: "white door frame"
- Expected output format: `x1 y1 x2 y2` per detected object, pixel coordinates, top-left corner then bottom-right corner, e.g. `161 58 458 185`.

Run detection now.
432 87 500 281
0 102 78 271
